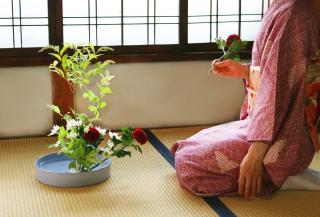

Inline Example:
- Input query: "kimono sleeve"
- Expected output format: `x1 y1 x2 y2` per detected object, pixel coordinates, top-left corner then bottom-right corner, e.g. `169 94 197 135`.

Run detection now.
247 11 312 144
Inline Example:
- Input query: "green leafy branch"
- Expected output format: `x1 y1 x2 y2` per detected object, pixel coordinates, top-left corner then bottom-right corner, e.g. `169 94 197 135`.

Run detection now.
215 37 247 62
40 43 115 122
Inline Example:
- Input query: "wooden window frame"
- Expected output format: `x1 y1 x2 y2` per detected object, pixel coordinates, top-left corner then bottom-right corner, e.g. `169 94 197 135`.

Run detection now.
0 0 254 67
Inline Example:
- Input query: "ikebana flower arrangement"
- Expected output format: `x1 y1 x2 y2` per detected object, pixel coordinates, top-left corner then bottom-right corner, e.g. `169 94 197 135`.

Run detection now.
209 34 247 74
39 44 147 173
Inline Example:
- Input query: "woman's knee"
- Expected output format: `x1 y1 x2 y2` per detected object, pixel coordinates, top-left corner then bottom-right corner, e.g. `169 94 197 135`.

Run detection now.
174 149 238 195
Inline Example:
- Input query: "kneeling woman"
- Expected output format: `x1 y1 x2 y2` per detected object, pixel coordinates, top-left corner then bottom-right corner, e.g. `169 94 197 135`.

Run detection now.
171 0 320 199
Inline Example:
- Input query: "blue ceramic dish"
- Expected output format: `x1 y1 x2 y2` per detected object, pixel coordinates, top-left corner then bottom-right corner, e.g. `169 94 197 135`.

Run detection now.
35 153 111 187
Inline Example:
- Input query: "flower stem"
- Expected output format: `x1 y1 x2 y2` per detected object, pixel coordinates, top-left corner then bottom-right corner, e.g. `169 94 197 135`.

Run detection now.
207 50 230 74
89 158 109 171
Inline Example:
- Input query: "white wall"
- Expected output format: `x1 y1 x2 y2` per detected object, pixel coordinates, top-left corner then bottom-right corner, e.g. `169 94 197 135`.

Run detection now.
0 61 245 138
0 66 52 137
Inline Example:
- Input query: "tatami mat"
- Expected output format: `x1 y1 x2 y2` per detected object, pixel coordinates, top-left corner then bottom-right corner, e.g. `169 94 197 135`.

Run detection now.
0 137 218 217
151 126 320 217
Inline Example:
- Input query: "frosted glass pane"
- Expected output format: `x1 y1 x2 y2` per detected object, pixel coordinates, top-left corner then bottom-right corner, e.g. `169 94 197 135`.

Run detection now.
211 23 217 40
0 0 12 18
149 0 155 16
97 0 121 16
242 0 262 14
219 0 239 15
156 17 179 24
90 18 96 24
241 15 261 22
212 0 217 15
155 24 178 44
97 25 121 46
123 0 147 16
0 19 12 26
156 0 178 16
189 16 211 23
22 26 48 47
264 0 273 13
14 26 21 47
21 0 47 17
14 18 20 25
123 17 147 24
89 25 97 45
219 15 238 22
188 0 210 16
0 27 13 48
63 18 89 25
64 26 89 44
149 17 154 23
98 18 121 24
63 0 88 17
218 22 238 39
124 25 147 45
188 24 210 43
89 0 96 17
21 18 48 25
241 22 261 41
12 0 20 18
148 24 155 44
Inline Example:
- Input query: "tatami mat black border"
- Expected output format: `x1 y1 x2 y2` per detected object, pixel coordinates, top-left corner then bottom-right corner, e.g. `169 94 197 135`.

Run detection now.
146 129 236 217
145 129 175 168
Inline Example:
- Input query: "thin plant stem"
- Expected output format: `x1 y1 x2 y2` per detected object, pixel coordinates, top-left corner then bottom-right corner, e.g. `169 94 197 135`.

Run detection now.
90 157 109 171
207 50 231 74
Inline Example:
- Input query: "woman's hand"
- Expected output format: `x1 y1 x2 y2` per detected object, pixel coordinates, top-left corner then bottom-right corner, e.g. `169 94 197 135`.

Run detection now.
211 59 249 80
238 142 269 199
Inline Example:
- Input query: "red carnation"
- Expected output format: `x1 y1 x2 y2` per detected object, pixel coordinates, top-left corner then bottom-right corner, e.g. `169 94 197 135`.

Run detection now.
132 128 148 145
84 127 100 143
226 34 240 47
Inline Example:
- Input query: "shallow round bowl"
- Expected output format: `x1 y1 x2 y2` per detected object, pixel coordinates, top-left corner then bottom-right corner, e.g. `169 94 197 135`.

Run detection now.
35 153 111 187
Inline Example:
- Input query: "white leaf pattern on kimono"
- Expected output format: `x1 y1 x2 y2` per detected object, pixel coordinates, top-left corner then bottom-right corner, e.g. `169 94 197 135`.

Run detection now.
261 40 273 63
264 139 286 165
214 151 239 174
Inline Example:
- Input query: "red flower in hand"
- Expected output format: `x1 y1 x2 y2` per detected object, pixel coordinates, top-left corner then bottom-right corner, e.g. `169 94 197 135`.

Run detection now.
84 127 100 143
132 128 148 145
226 34 240 47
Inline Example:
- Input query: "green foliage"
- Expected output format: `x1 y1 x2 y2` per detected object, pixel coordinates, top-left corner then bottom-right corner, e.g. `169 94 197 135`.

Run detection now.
47 105 61 116
215 36 247 61
107 128 142 159
39 43 114 88
40 43 115 123
215 37 226 50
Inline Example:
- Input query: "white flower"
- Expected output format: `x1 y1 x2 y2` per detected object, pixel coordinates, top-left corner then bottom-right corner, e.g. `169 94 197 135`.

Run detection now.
98 147 105 152
103 146 114 158
67 132 77 139
108 131 121 140
95 126 107 136
84 126 89 133
66 119 82 131
107 140 114 149
53 140 61 147
48 125 60 136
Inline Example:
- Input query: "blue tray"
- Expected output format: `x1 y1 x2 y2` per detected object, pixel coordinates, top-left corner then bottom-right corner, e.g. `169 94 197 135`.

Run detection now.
35 153 111 187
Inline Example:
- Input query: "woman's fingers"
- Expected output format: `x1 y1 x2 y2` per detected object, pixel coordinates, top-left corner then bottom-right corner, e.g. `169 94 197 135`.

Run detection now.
257 177 262 195
210 59 220 74
244 176 252 199
211 59 219 67
251 179 257 199
215 59 232 68
238 171 245 196
239 174 259 199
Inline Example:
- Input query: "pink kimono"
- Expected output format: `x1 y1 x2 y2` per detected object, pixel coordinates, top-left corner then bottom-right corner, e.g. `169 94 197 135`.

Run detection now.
171 0 320 196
